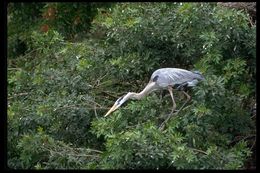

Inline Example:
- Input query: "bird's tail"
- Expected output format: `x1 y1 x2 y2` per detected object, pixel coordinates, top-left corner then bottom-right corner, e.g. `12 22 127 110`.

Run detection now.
192 70 205 80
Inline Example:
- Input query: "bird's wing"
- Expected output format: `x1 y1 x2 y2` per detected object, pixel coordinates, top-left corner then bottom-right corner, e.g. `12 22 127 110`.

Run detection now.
151 68 199 87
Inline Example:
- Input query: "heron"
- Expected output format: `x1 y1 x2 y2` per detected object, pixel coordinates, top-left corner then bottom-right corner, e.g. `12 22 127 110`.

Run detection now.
104 68 205 129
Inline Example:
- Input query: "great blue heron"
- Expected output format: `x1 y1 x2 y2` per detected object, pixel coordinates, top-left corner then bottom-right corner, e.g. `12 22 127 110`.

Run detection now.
104 68 205 128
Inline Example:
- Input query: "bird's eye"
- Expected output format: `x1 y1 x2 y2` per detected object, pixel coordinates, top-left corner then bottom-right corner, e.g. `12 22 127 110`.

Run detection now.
116 97 123 105
117 97 123 102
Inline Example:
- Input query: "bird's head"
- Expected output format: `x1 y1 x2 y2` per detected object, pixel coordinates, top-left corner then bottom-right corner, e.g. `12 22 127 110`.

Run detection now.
104 92 134 117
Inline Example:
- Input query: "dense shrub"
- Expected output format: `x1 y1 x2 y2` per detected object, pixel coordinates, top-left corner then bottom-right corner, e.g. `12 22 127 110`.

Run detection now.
92 3 255 83
8 2 255 169
7 2 113 58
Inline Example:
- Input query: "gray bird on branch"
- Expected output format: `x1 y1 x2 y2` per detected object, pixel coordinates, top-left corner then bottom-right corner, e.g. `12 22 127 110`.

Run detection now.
104 68 205 129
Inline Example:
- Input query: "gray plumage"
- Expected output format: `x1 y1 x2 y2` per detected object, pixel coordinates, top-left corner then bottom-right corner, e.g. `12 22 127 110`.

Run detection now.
150 68 204 89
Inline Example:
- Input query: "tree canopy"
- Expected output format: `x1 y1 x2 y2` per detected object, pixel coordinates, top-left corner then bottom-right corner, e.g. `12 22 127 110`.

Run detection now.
7 2 256 169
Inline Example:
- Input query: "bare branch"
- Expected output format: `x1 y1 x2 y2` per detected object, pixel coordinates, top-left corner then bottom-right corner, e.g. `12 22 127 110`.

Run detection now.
190 147 208 155
8 92 29 99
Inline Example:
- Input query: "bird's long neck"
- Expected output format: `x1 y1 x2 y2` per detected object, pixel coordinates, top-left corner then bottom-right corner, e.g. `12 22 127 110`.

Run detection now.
131 82 156 100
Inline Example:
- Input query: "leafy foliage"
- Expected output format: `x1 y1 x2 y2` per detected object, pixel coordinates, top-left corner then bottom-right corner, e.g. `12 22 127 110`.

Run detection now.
8 2 255 170
7 2 113 58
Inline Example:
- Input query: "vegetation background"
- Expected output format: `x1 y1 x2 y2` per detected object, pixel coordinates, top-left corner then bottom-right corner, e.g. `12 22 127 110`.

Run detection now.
7 2 256 169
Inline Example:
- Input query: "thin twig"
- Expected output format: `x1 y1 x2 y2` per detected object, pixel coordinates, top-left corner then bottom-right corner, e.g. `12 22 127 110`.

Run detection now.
230 134 256 144
248 15 254 27
101 91 119 98
82 98 102 107
42 146 100 158
95 73 108 87
53 105 111 112
166 147 207 168
86 148 104 154
250 138 256 150
189 147 208 155
94 104 98 119
8 68 23 70
8 92 29 99
251 114 256 119
61 144 103 154
101 91 127 99
242 134 256 141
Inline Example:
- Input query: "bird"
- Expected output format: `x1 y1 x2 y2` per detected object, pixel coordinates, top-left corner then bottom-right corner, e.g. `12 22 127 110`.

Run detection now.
104 68 205 128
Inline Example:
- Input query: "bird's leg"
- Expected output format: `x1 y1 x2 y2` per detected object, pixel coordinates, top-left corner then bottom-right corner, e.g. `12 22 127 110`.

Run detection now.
175 91 191 113
168 86 177 114
159 86 176 130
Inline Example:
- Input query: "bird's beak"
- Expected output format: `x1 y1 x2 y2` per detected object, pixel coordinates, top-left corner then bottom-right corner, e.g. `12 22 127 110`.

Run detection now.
104 104 120 117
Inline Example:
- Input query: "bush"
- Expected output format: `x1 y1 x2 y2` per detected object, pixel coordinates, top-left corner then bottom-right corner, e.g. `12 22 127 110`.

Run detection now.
8 2 255 169
7 2 113 58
